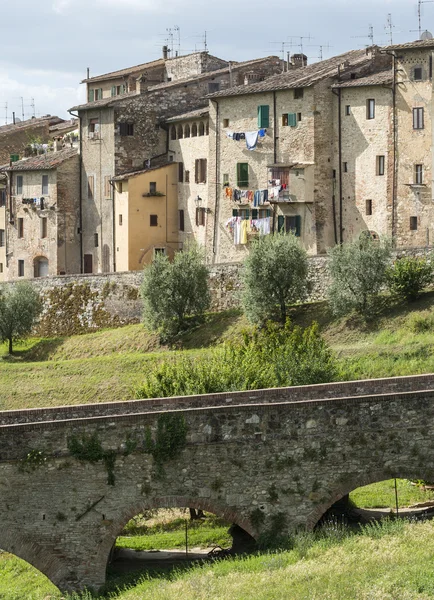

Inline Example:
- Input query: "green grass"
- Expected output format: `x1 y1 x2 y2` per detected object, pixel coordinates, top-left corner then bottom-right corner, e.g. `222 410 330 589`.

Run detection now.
350 478 434 509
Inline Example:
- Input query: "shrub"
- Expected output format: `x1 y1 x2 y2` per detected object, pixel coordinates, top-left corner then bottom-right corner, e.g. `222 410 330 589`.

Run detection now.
136 320 337 398
241 233 309 325
327 236 392 319
141 243 210 339
406 311 434 333
0 282 42 354
387 256 433 301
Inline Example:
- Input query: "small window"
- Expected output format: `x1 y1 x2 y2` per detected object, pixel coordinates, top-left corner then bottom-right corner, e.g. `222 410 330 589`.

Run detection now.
413 107 424 130
195 207 206 226
345 105 351 116
223 118 230 128
191 123 198 137
88 175 94 200
40 217 47 239
376 155 385 176
282 114 288 126
223 173 229 186
149 182 157 194
154 247 166 257
297 112 302 122
94 232 99 247
208 82 220 93
89 118 100 138
0 189 5 207
343 162 348 173
184 124 190 138
294 88 304 99
150 214 158 227
185 170 190 183
94 88 103 100
119 122 134 136
206 122 209 135
16 175 23 195
366 199 372 216
414 67 423 81
0 263 3 274
198 122 205 136
415 164 423 185
119 214 123 226
333 169 336 179
170 125 176 140
178 162 184 183
366 99 375 120
0 229 4 247
237 162 249 187
179 209 185 232
258 105 270 128
41 175 49 195
410 216 418 231
195 159 207 184
18 259 24 277
177 124 184 139
18 218 24 238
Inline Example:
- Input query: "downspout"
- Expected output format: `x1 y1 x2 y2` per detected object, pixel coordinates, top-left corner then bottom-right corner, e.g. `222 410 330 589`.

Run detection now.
331 88 340 245
68 109 83 272
273 90 278 233
211 99 219 258
385 51 397 244
337 87 343 244
109 179 117 271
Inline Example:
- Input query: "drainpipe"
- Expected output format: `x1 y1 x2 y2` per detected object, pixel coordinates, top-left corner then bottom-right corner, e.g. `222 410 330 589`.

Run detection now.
109 178 116 271
211 99 219 258
68 109 83 272
331 87 342 244
273 91 277 164
385 51 397 244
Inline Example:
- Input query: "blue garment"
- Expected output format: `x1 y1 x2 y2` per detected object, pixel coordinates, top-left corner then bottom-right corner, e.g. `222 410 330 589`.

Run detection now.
259 129 266 138
254 191 260 207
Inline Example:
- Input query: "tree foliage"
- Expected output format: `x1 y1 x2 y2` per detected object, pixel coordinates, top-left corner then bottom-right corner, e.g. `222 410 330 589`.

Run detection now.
0 282 42 353
241 233 309 325
136 320 337 398
141 244 210 338
327 236 392 319
387 256 433 302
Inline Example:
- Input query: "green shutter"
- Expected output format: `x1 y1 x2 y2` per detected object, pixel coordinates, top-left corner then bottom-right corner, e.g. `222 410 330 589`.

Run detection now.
237 163 249 187
252 209 258 219
111 86 116 97
258 105 270 128
277 215 285 233
121 84 126 94
295 215 302 237
232 209 238 217
266 209 271 218
88 88 94 102
288 113 297 127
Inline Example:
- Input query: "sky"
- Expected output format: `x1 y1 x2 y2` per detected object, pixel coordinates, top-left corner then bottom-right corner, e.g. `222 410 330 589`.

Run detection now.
0 0 430 122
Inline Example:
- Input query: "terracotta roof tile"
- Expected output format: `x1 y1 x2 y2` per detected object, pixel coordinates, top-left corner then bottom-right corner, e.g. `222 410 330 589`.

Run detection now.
0 148 77 172
82 58 165 83
332 70 392 88
381 38 434 51
112 162 175 181
165 107 209 123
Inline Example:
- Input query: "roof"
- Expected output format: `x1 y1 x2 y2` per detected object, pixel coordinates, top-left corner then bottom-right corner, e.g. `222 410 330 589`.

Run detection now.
332 70 392 88
206 49 373 98
82 58 165 83
0 115 64 136
49 118 79 134
381 38 434 51
112 162 175 181
165 107 209 123
69 90 138 112
0 148 78 172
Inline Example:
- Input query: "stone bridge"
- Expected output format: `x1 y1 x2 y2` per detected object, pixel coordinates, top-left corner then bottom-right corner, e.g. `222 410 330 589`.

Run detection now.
2 373 434 592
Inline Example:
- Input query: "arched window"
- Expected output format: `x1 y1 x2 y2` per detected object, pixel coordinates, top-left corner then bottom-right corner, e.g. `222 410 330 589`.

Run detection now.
205 121 209 135
177 124 184 139
184 124 191 138
191 123 198 137
34 256 49 278
199 122 205 136
170 126 176 140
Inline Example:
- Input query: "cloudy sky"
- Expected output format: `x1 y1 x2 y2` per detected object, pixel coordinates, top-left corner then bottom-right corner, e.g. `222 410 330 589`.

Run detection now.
0 0 428 121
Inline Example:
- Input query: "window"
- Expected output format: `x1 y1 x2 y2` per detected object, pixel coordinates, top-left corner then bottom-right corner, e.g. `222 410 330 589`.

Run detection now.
83 254 93 273
18 218 24 238
42 175 49 195
104 176 112 199
196 207 206 226
0 263 3 274
223 118 230 128
366 99 375 120
89 118 100 139
345 105 351 116
294 88 304 99
0 229 4 247
16 175 23 195
277 215 302 236
119 122 134 136
177 124 184 139
195 159 207 184
94 88 103 100
88 175 94 200
282 114 288 126
150 214 158 227
178 162 184 183
18 260 24 277
208 82 220 93
191 123 198 137
366 199 372 216
154 248 166 257
205 121 209 135
343 162 348 173
40 217 47 239
282 113 297 127
297 112 302 122
415 164 423 185
185 170 190 183
376 155 385 176
94 233 99 247
119 214 123 226
410 216 418 231
223 173 229 186
170 125 176 140
0 189 6 207
258 105 270 128
149 182 157 194
198 122 205 136
413 107 424 130
111 84 126 96
414 67 423 81
179 209 185 231
333 169 336 179
184 124 190 138
236 162 249 187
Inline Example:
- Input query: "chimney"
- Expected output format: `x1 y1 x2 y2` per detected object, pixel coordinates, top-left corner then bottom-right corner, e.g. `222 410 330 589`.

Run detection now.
162 45 168 60
87 67 90 79
291 54 308 68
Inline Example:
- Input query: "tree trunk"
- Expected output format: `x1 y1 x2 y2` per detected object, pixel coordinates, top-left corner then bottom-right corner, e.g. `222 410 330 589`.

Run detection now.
8 337 12 355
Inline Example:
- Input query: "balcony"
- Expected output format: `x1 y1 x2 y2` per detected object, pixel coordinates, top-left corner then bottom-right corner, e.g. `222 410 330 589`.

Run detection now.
267 164 314 204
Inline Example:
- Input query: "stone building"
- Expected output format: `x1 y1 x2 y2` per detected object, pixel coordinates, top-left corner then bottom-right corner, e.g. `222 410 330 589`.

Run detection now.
0 148 80 280
69 51 283 273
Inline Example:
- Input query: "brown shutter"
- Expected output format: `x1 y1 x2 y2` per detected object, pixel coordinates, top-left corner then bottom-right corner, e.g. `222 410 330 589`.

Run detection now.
202 159 207 183
178 162 184 183
195 159 199 184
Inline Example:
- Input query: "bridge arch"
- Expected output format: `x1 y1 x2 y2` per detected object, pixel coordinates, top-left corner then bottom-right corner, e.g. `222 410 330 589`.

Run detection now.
306 467 434 529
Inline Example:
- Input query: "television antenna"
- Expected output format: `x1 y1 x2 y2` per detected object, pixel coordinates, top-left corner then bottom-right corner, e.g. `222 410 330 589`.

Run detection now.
269 41 293 68
306 43 332 60
287 34 312 56
352 24 374 46
385 14 395 45
413 0 434 38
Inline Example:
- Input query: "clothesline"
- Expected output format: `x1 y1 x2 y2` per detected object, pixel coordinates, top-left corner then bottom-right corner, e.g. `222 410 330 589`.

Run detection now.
226 129 267 151
225 216 272 245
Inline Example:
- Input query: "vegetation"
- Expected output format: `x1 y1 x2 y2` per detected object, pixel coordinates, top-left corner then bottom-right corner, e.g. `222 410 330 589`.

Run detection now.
387 255 433 301
327 235 392 319
141 244 210 339
0 282 42 353
350 478 434 509
242 232 308 325
136 320 337 398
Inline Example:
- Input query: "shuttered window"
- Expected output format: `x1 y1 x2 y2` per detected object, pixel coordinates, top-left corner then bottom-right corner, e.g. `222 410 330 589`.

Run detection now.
178 162 184 183
288 113 297 127
195 159 207 183
195 207 206 226
258 105 269 128
179 209 185 231
88 88 94 102
237 163 249 187
278 215 302 236
119 122 134 136
42 175 49 195
413 107 424 130
16 175 23 195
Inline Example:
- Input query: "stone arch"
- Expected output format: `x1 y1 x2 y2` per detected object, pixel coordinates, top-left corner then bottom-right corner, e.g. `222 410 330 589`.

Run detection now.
191 122 198 137
177 124 184 139
184 123 190 138
170 125 176 140
306 467 434 530
33 256 49 278
198 121 205 136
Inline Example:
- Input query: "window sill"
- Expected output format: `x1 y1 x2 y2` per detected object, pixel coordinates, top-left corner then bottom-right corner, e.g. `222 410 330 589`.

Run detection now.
405 183 426 188
142 193 165 197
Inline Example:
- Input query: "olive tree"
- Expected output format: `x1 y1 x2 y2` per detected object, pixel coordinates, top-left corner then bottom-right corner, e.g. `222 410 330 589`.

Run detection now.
0 282 42 354
327 235 392 319
141 243 210 338
241 232 309 325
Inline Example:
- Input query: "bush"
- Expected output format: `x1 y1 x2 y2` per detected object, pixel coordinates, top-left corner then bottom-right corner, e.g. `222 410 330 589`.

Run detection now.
136 320 337 398
327 236 392 319
406 311 434 333
0 282 42 354
241 233 309 325
141 244 210 339
387 256 433 301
